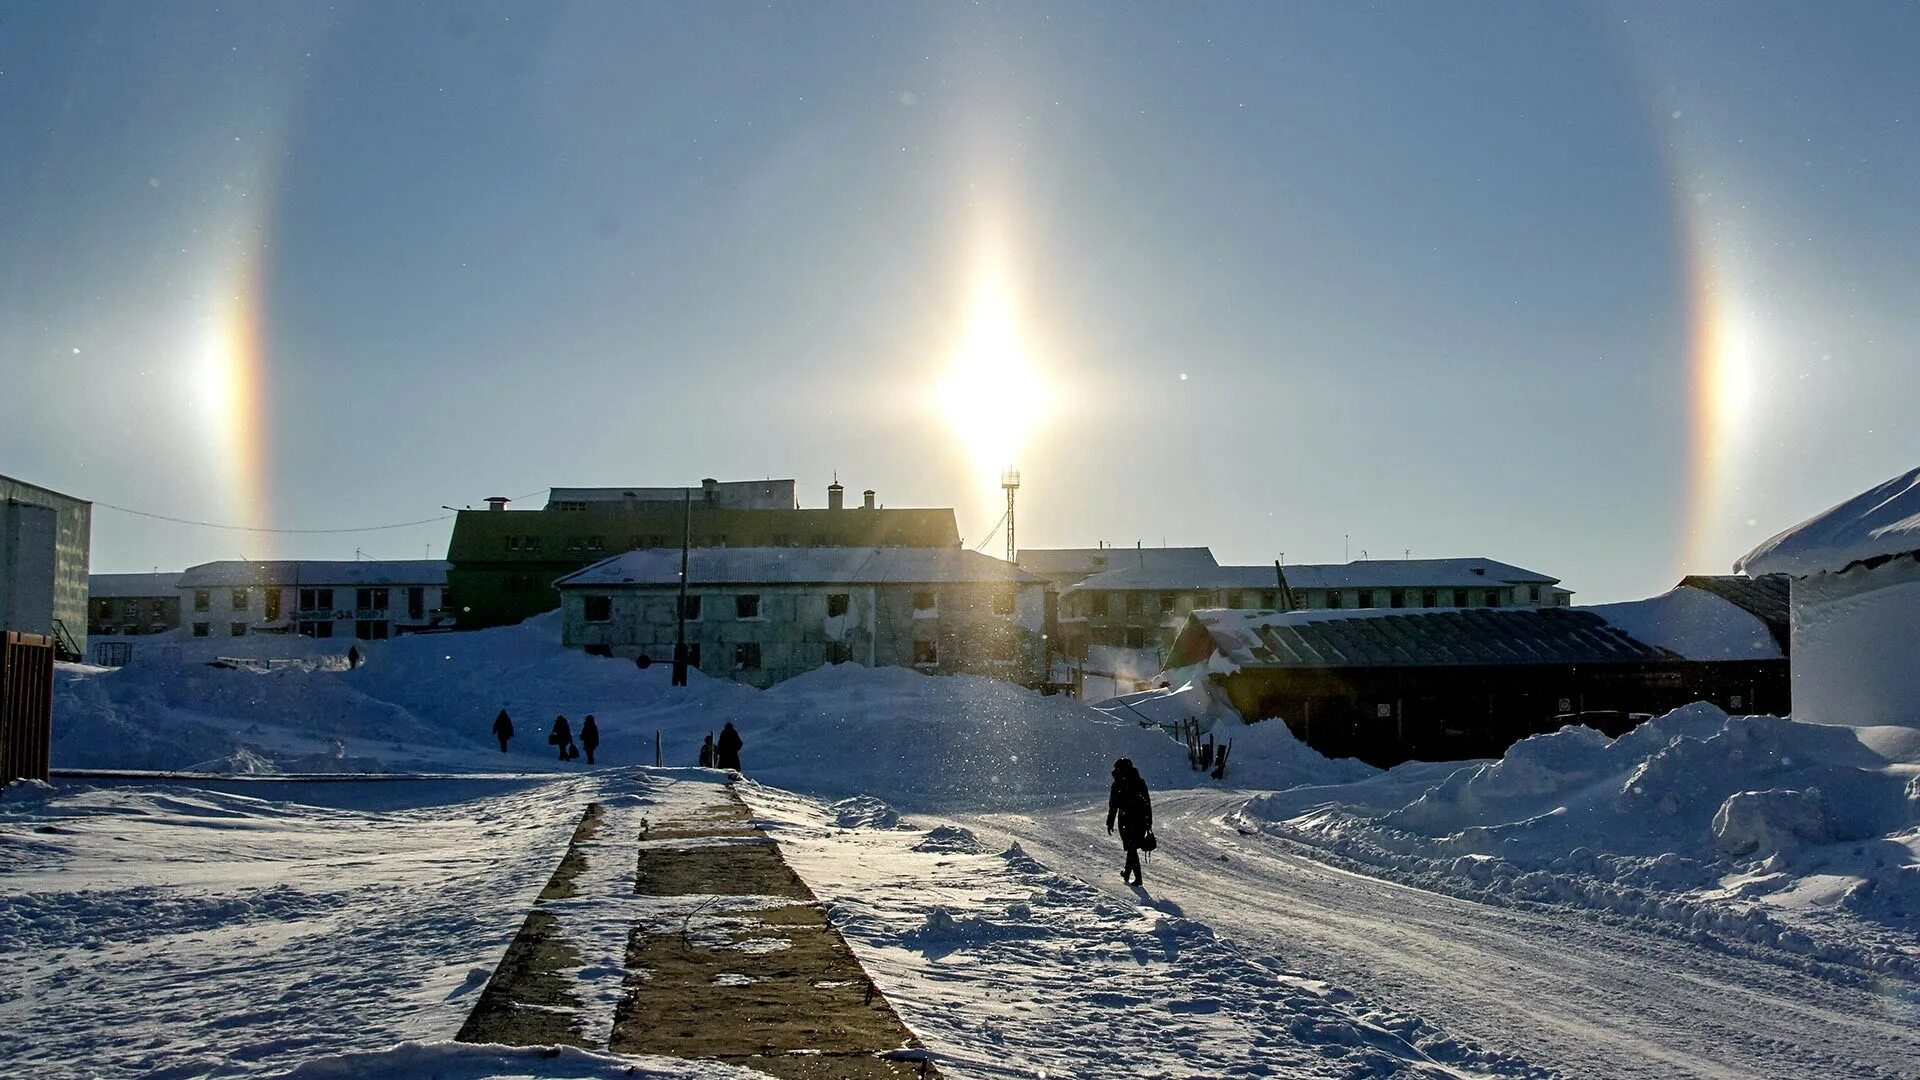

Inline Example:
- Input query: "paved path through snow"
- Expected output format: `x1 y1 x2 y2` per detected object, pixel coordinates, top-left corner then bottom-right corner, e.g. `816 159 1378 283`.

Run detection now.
968 789 1920 1080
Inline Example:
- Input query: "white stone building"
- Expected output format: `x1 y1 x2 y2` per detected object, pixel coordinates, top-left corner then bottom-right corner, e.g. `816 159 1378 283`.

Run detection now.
555 546 1049 688
1736 465 1920 729
175 560 454 641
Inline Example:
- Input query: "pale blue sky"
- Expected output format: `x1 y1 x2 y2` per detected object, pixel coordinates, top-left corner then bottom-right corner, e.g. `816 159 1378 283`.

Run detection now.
2 2 1914 600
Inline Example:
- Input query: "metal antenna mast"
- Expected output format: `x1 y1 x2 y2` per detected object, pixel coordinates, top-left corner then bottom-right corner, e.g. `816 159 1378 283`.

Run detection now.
1000 467 1021 563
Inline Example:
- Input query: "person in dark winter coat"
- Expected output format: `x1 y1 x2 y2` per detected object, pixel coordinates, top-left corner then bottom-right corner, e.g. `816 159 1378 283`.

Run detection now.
698 734 716 769
715 722 743 772
579 715 600 765
347 645 361 669
1106 758 1153 886
492 709 514 752
550 715 574 761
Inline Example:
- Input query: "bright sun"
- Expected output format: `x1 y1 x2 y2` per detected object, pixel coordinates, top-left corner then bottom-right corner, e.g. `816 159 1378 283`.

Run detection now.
936 257 1048 477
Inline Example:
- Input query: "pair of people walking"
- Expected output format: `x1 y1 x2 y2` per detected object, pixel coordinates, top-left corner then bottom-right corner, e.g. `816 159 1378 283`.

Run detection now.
488 709 598 765
697 722 744 771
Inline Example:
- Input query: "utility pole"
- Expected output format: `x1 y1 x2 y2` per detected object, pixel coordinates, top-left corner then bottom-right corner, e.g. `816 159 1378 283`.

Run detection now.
1001 467 1020 563
673 488 691 687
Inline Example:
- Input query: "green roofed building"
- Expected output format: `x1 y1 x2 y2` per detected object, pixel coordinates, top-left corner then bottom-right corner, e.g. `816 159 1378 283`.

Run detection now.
445 478 962 628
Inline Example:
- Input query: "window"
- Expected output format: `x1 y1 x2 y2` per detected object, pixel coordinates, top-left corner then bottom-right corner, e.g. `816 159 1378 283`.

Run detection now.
587 536 604 552
995 634 1018 661
95 599 113 620
735 594 760 619
407 586 425 620
193 589 210 612
826 592 850 617
231 588 248 610
1260 591 1277 609
150 600 165 618
583 595 613 623
1125 592 1143 615
912 640 938 666
566 536 583 552
1389 589 1406 608
121 625 136 636
263 589 281 621
992 590 1015 615
192 622 209 637
506 535 521 552
1194 591 1210 608
523 536 541 552
298 621 334 638
1125 626 1146 648
1090 592 1109 617
1529 584 1542 603
1357 589 1375 608
1452 589 1469 607
229 622 246 637
913 590 936 612
299 587 335 611
356 619 390 640
584 644 612 657
148 623 165 634
1158 592 1176 612
1422 589 1437 607
826 641 852 664
1486 590 1502 608
1226 590 1245 608
684 643 701 669
679 594 702 621
1327 590 1343 609
733 642 761 670
355 587 390 610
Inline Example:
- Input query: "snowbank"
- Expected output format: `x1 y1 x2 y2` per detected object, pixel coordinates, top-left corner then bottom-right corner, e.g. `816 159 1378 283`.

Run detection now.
1241 704 1920 975
49 613 1360 812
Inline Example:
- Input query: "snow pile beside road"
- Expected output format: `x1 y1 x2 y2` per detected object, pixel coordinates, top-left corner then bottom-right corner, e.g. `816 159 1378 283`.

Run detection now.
1241 705 1920 976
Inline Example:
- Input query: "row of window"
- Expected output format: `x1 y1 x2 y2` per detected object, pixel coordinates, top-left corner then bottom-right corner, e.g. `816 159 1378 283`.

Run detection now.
582 589 1012 625
185 587 442 616
1087 586 1512 615
93 599 172 620
593 639 952 672
190 619 392 640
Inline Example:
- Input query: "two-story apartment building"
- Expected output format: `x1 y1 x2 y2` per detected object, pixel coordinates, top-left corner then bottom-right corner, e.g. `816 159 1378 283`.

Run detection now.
176 560 454 640
87 573 182 637
554 546 1049 688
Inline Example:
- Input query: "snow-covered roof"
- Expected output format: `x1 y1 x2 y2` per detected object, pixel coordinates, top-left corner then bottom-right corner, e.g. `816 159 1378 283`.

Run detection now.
1015 546 1218 578
177 560 450 588
1069 557 1559 593
1735 465 1920 578
88 572 181 598
555 547 1045 588
1582 587 1784 662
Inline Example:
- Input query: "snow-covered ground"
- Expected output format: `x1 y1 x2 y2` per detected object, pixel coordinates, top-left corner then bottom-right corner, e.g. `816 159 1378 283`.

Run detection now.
9 612 1920 1077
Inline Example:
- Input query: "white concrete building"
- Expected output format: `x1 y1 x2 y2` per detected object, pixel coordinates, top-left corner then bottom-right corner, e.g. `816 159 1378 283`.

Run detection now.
176 560 454 641
1737 464 1920 729
555 546 1049 688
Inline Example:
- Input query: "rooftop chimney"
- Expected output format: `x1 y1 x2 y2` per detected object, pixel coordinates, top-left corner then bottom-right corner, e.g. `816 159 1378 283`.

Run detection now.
862 489 876 510
484 497 509 512
827 479 844 511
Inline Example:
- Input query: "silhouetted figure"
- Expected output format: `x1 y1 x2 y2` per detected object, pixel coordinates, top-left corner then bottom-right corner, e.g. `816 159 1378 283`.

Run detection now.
347 645 361 669
1106 758 1153 887
716 722 743 772
550 715 574 761
492 709 514 752
580 715 600 765
698 734 716 769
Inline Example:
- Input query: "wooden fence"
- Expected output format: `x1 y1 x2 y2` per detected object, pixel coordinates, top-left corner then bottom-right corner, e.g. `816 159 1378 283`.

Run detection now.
2 631 55 786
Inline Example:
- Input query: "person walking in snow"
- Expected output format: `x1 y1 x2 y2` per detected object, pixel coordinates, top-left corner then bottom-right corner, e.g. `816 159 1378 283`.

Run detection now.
579 715 600 765
347 644 361 669
550 715 575 761
492 709 514 753
698 733 716 769
1107 758 1153 887
715 722 743 772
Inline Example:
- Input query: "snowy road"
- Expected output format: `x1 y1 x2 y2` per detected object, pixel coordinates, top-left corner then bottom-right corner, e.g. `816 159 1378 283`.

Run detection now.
968 790 1920 1080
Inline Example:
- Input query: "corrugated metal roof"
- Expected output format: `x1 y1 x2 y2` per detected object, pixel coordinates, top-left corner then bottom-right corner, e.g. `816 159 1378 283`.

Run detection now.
177 560 449 587
1192 606 1675 669
88 572 181 597
555 546 1044 588
1070 557 1560 593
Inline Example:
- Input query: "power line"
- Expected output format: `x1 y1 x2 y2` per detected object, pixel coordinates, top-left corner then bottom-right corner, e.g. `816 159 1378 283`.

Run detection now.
92 486 549 536
95 504 453 534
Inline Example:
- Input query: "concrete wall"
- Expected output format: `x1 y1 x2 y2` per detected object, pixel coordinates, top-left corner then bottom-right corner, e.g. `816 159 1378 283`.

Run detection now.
0 477 91 653
561 581 1048 688
1788 555 1920 728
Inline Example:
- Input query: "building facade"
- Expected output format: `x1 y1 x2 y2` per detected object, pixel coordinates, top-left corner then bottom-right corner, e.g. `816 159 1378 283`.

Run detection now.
176 560 453 640
0 474 91 659
87 573 182 637
555 547 1049 688
448 479 963 629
